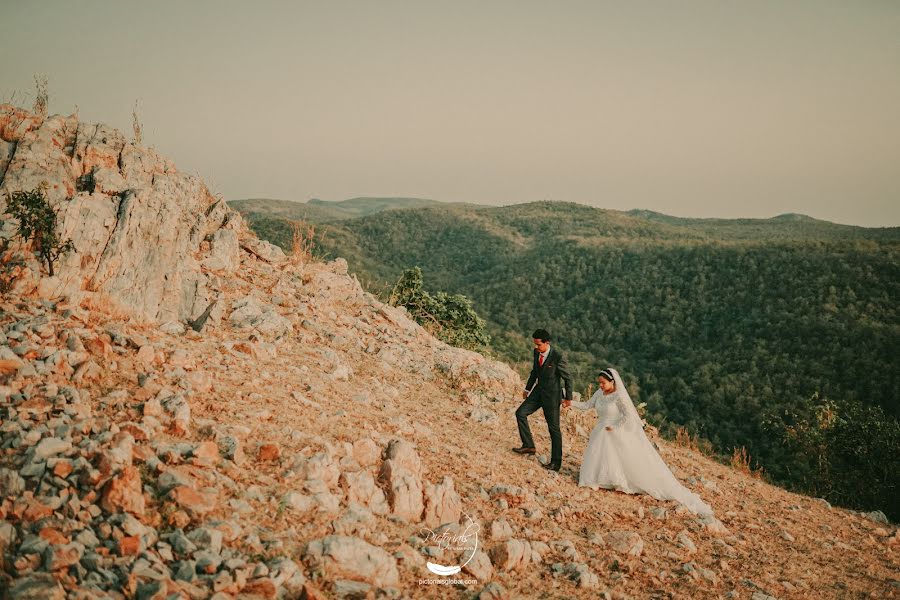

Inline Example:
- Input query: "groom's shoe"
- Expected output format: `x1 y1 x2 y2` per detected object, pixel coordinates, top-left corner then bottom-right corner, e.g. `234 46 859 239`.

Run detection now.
542 462 561 471
512 446 536 455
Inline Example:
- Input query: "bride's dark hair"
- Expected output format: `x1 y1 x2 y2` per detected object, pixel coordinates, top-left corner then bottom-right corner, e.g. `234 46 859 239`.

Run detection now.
599 368 615 383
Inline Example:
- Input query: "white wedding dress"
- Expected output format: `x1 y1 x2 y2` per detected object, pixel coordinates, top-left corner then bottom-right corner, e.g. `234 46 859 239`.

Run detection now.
570 369 713 516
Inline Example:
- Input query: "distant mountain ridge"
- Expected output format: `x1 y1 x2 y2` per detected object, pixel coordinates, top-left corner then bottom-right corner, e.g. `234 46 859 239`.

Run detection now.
233 197 898 236
626 208 825 225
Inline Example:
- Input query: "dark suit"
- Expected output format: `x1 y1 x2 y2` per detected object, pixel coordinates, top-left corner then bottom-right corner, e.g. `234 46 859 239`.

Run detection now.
516 346 573 466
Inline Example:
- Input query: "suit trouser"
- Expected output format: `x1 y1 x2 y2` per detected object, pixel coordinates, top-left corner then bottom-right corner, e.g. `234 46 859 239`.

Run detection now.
516 394 562 464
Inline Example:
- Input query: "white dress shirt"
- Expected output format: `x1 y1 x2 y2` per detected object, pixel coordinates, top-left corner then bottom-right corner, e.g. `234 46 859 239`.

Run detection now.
537 348 550 366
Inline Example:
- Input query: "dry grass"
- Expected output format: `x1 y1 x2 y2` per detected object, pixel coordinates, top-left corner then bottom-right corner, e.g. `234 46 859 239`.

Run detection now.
673 425 714 456
730 446 764 479
132 100 143 145
583 383 594 400
288 220 321 265
32 74 48 118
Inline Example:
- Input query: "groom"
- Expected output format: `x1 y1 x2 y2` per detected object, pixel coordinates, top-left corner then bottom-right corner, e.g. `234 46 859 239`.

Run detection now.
513 329 573 471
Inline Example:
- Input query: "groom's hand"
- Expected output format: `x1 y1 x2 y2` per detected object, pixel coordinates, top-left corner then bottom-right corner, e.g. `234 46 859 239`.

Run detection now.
522 391 528 400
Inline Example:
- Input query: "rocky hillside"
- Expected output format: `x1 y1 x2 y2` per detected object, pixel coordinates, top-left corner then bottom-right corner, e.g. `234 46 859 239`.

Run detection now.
0 105 898 599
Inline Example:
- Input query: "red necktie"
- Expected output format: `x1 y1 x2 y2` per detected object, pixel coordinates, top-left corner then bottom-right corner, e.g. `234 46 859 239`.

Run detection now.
538 354 545 367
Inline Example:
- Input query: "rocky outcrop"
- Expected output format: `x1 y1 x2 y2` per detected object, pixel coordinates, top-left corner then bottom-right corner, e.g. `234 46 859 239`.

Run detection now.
0 105 248 325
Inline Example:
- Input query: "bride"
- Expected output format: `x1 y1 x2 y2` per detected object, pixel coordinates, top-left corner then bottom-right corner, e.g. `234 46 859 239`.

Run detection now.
565 368 713 516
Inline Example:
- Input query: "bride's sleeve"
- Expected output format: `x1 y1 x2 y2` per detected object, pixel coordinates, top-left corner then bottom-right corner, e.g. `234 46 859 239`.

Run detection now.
569 390 600 411
610 393 632 429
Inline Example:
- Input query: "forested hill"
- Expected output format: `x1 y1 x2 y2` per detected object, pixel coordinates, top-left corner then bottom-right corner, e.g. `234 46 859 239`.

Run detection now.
232 199 900 519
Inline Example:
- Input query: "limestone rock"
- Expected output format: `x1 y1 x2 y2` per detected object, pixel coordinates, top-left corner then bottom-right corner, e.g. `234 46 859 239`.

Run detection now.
340 470 389 515
168 486 217 518
352 438 380 468
283 491 315 513
488 485 533 508
0 467 26 497
382 439 423 478
677 531 697 553
463 548 494 582
229 296 291 339
216 434 245 465
332 579 371 598
96 432 134 476
477 582 507 600
469 407 499 424
202 228 240 272
33 437 71 459
489 519 514 542
489 539 532 572
100 465 145 515
296 452 341 488
0 107 238 324
865 510 890 525
303 535 399 587
92 166 127 195
241 237 286 263
162 394 191 435
6 573 66 600
258 443 282 462
379 459 424 522
697 515 729 535
606 531 643 557
649 507 668 520
423 476 462 527
565 562 600 589
43 541 84 570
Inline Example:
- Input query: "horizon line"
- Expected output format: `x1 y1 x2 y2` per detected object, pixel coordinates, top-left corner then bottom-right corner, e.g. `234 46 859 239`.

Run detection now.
226 196 900 229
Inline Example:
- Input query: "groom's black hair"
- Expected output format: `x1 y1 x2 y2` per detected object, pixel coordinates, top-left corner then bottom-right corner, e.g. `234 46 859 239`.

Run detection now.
532 329 552 342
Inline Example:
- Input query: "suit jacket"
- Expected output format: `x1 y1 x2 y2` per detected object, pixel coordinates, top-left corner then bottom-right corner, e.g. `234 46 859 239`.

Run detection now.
525 347 573 404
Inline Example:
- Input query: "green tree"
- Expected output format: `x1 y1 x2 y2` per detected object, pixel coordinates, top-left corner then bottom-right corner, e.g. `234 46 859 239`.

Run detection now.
4 187 74 276
765 394 900 519
389 267 490 351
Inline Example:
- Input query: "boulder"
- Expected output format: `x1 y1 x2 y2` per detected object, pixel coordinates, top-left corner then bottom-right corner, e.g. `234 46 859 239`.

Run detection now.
489 539 532 572
202 228 240 272
100 466 145 515
6 573 66 600
606 531 643 557
423 477 462 527
379 459 424 522
303 536 399 587
340 470 388 515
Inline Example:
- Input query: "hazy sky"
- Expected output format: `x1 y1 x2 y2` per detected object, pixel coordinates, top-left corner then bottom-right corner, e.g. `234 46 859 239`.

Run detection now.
3 1 899 226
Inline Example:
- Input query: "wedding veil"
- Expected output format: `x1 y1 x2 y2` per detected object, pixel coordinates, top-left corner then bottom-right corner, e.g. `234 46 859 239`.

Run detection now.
609 368 644 434
601 368 715 517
